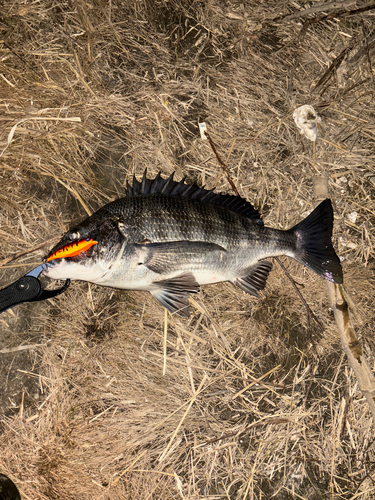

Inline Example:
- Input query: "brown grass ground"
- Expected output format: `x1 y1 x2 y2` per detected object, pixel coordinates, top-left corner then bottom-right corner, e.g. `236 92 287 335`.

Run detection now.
1 1 375 499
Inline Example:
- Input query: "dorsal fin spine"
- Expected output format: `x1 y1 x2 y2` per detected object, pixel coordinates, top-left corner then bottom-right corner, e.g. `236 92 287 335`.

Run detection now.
150 172 162 194
126 181 133 196
170 178 186 196
191 186 206 199
141 170 148 194
133 174 141 195
181 184 197 197
161 173 175 194
127 170 262 222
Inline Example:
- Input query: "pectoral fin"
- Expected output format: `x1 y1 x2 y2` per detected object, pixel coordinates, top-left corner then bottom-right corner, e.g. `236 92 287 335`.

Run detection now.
233 261 272 297
141 241 226 274
150 272 200 317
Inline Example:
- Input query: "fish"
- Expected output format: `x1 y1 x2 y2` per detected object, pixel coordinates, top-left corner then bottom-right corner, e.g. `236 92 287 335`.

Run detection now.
43 170 343 317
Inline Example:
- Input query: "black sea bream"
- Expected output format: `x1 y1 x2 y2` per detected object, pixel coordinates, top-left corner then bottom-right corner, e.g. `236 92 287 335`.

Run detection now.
43 171 343 316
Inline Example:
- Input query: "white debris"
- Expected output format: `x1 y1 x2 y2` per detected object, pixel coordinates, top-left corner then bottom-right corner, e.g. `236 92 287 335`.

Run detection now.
293 105 321 141
347 211 358 223
199 122 207 139
336 176 348 185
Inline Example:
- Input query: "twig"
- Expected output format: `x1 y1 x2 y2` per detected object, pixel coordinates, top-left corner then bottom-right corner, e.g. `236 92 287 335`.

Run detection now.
3 42 44 79
0 239 59 268
159 375 207 462
0 116 82 158
314 43 353 90
282 0 356 22
298 5 375 43
204 131 240 196
163 308 168 376
197 417 294 447
360 19 375 97
0 343 46 354
204 129 325 335
275 258 324 335
313 175 375 428
328 283 375 425
95 449 148 500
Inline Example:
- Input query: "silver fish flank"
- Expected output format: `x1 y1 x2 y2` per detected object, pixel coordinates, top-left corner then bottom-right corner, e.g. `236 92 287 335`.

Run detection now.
43 171 343 316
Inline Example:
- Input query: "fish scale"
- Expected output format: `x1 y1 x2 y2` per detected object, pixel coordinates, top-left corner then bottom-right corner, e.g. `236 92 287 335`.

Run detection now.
138 196 251 246
43 171 343 317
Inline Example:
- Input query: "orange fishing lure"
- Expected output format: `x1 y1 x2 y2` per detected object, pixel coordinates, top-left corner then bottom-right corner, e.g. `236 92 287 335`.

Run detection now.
46 239 98 262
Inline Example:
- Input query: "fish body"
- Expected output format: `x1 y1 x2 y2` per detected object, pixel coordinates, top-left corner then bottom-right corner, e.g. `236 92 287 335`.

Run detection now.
43 171 343 316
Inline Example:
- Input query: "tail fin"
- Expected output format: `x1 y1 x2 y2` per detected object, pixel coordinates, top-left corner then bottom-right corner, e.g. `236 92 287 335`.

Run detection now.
290 199 343 284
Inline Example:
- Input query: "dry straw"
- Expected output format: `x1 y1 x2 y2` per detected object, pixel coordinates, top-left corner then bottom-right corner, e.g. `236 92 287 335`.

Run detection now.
0 1 375 499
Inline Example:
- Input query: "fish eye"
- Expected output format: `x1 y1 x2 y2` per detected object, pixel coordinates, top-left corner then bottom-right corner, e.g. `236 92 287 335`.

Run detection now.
69 231 81 241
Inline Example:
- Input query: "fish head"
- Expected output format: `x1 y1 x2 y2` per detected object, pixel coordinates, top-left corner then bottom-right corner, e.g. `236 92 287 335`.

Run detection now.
43 215 125 282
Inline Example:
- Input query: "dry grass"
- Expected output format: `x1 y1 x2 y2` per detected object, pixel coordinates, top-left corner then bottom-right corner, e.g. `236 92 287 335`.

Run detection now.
1 1 375 498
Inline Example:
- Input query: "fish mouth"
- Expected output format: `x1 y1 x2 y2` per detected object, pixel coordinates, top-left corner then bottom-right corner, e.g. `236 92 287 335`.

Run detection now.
43 238 125 283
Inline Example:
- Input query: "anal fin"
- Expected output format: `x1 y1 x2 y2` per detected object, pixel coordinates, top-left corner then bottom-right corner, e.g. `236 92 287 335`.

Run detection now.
150 273 199 317
233 261 272 297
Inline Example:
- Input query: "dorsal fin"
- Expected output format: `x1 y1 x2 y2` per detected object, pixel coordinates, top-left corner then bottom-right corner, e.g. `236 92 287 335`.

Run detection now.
126 170 263 222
